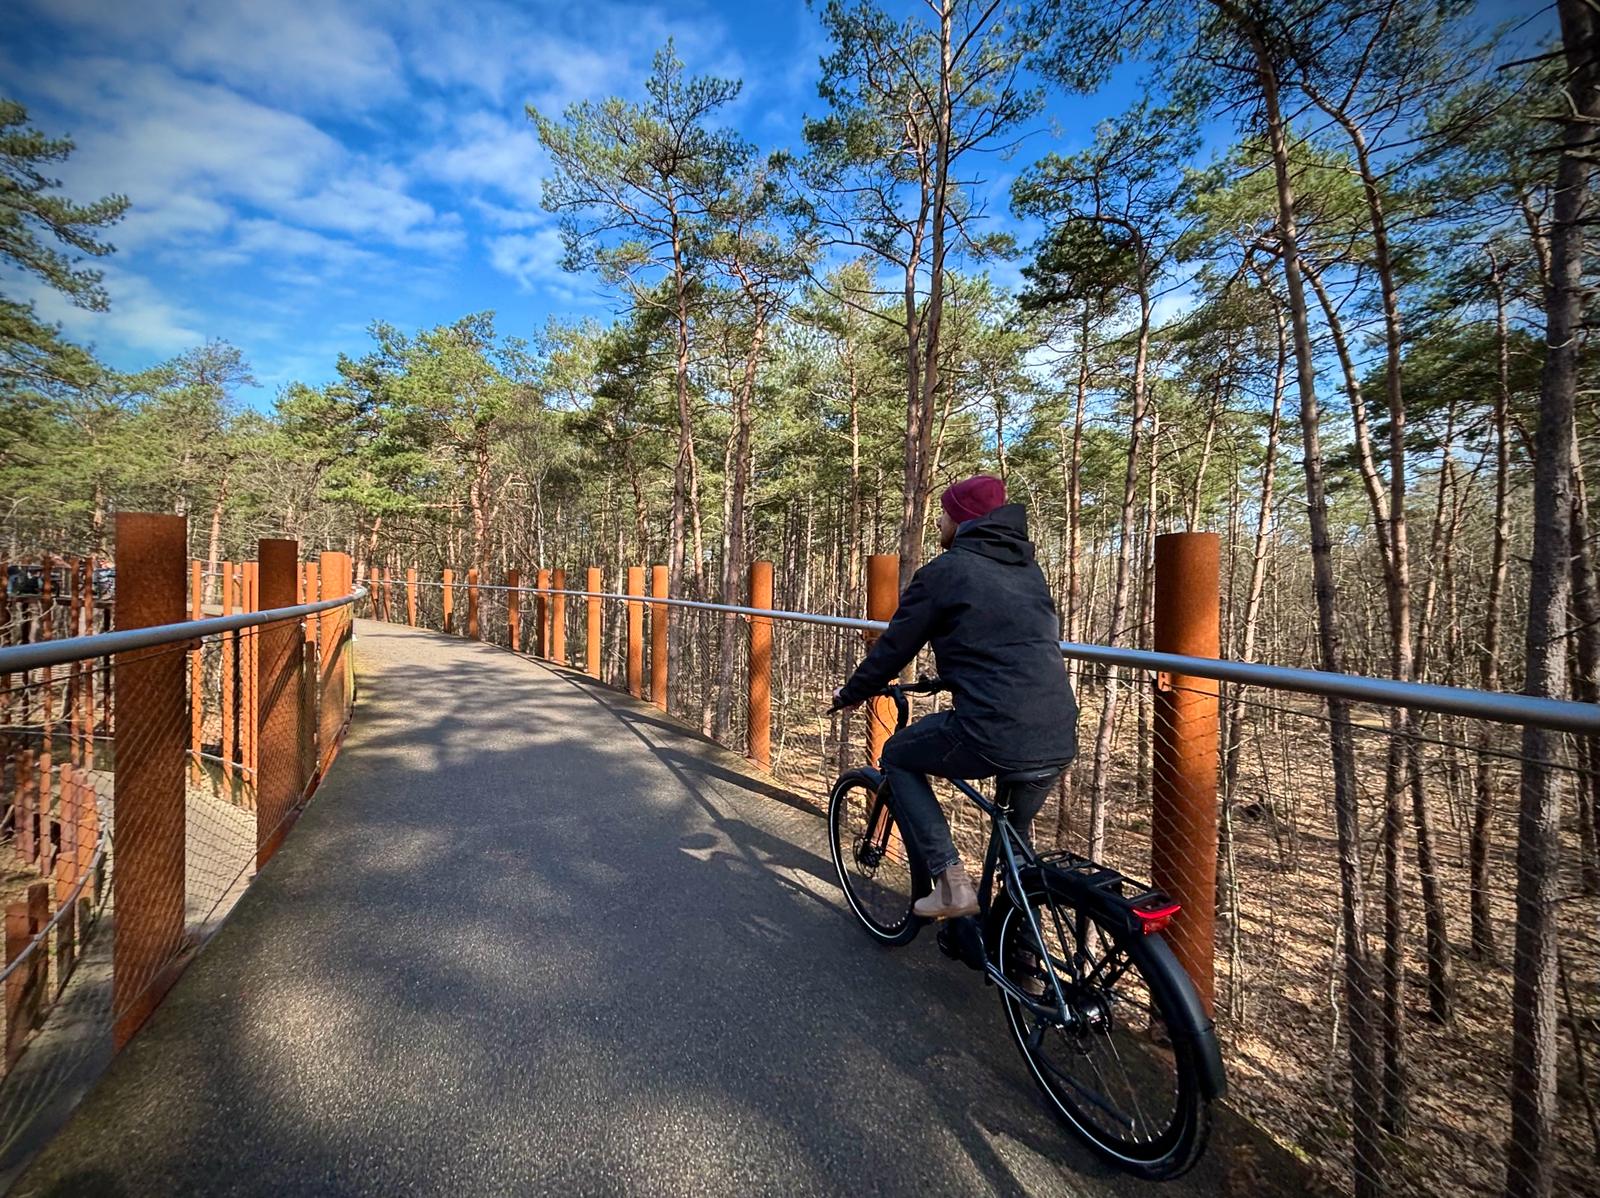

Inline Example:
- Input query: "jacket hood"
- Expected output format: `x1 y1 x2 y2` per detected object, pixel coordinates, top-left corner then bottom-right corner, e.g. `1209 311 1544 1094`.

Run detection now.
951 503 1035 566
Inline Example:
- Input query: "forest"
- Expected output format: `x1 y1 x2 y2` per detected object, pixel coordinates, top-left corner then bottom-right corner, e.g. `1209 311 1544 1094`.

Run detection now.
3 2 1598 1196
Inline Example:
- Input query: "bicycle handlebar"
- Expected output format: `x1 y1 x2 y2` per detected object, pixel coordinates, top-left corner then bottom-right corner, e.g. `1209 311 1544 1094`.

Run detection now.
828 676 947 712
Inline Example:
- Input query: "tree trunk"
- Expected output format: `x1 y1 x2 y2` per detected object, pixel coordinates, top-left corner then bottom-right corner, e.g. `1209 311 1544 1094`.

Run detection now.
1506 6 1594 1194
1234 11 1384 1193
715 302 765 740
1569 437 1600 893
897 1 955 588
205 468 230 607
1055 301 1091 845
1224 286 1286 802
1087 270 1152 860
1472 252 1514 961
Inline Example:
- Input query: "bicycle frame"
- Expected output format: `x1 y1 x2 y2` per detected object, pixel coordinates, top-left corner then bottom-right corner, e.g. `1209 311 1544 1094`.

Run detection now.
940 776 1077 1024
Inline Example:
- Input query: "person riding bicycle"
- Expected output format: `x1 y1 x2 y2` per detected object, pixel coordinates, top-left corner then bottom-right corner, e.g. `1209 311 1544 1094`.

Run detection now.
832 475 1078 921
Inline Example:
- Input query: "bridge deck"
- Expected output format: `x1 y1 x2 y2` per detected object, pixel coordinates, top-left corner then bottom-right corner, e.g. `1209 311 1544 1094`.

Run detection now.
15 620 1307 1197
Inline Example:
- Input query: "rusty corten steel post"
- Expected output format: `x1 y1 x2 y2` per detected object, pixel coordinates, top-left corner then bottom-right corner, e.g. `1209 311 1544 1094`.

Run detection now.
626 567 645 699
442 568 455 634
535 568 551 658
111 512 188 1050
467 568 481 640
256 539 303 867
244 560 260 782
865 554 900 766
552 569 567 665
5 881 49 1067
506 569 522 651
585 567 602 679
748 560 773 769
220 561 236 783
1150 531 1221 1019
189 561 203 784
37 555 53 868
650 565 668 712
301 560 319 788
406 566 418 627
317 553 347 775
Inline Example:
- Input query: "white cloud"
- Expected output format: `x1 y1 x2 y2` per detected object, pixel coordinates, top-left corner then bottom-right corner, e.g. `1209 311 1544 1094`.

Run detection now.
421 111 547 205
1150 288 1200 327
15 56 461 260
471 201 547 230
28 0 405 112
22 265 204 355
282 169 466 253
398 0 743 113
487 229 566 291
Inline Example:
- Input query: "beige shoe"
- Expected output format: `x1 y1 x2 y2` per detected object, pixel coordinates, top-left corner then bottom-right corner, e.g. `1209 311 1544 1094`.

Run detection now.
914 861 979 920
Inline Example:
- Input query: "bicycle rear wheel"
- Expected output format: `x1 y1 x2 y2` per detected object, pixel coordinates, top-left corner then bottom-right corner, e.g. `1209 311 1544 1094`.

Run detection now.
827 771 925 945
995 888 1212 1179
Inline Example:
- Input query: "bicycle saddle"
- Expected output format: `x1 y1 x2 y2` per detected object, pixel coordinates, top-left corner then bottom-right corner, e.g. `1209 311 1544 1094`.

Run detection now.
996 767 1061 786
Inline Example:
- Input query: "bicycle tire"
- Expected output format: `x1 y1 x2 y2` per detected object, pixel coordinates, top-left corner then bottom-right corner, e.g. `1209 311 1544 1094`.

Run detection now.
827 770 927 945
994 887 1213 1180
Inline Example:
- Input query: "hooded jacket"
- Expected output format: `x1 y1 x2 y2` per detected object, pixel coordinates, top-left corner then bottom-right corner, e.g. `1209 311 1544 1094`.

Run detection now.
837 504 1078 769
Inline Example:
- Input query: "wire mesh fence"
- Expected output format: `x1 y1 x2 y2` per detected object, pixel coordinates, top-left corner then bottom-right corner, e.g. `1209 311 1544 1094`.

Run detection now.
385 560 1599 1198
0 546 358 1176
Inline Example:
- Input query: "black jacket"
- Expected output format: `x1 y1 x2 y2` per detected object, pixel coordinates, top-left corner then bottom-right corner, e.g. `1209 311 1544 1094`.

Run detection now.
838 504 1078 769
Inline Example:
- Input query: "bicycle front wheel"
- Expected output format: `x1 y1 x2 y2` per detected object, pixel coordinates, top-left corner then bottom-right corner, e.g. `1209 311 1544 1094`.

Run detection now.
995 889 1213 1179
827 771 926 945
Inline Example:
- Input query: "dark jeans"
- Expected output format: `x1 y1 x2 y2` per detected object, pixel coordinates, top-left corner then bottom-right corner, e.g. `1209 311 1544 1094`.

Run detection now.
880 710 1053 877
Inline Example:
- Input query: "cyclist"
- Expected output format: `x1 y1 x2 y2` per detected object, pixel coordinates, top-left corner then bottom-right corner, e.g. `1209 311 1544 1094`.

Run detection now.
832 475 1079 919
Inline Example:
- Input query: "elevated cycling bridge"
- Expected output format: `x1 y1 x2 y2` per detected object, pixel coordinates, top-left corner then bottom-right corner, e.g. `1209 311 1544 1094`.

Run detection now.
9 620 1308 1197
2 522 1596 1196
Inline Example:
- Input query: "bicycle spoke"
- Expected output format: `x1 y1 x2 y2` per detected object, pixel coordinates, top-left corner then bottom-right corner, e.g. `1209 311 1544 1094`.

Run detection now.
1035 1040 1136 1135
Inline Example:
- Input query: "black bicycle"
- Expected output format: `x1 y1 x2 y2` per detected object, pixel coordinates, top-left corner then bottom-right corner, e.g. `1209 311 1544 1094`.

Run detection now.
826 678 1225 1181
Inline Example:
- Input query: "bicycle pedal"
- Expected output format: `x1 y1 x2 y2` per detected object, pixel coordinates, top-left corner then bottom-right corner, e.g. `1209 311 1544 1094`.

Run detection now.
936 916 986 971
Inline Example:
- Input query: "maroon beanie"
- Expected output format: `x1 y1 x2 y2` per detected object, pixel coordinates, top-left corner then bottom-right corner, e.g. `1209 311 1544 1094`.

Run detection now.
940 475 1007 524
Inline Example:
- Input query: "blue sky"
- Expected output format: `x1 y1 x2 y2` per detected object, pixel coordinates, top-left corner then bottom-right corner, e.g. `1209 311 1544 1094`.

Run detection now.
4 0 1557 407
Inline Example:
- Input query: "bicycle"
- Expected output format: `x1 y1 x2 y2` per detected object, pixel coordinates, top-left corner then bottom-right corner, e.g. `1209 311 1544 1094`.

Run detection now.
826 677 1225 1181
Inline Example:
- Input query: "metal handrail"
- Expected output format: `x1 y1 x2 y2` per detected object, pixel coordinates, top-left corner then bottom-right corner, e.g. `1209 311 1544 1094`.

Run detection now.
0 587 368 674
406 582 1600 736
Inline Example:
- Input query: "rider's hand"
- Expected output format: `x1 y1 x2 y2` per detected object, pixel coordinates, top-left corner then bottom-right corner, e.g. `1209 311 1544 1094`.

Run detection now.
831 687 861 713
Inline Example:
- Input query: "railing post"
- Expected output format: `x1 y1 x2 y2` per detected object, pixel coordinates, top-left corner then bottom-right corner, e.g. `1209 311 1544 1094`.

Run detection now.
748 560 773 769
865 554 900 766
467 568 481 640
507 569 522 651
243 560 258 783
111 512 188 1049
256 539 303 867
536 568 551 658
442 568 455 634
301 560 319 790
318 553 350 776
1151 531 1221 1018
221 561 236 784
405 566 418 627
552 569 567 666
585 567 603 679
650 565 668 712
189 560 203 784
5 881 49 1067
626 567 644 699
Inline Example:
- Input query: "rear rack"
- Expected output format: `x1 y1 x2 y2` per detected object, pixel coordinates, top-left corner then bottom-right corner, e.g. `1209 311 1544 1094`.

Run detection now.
1032 850 1182 936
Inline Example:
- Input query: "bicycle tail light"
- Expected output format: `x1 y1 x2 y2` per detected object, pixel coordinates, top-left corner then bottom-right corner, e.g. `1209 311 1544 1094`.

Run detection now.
1132 896 1181 935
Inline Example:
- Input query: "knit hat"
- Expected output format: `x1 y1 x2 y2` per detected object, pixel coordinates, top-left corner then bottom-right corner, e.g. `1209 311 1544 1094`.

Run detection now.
940 475 1007 524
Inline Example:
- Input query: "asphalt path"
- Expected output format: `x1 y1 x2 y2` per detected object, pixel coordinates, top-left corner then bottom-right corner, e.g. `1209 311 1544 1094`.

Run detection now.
14 620 1315 1197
